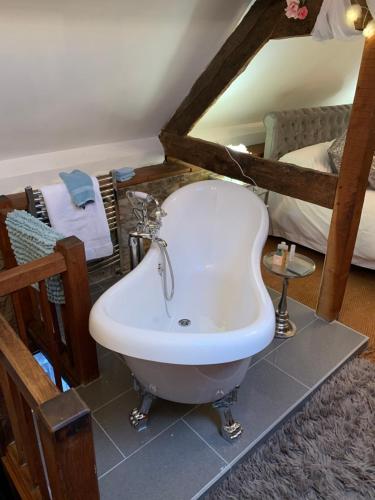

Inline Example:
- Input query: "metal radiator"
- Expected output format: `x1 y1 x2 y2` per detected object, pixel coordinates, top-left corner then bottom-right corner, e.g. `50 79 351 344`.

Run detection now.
25 172 123 275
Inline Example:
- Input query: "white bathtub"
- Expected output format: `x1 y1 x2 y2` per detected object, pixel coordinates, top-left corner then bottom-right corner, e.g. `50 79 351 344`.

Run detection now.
90 180 275 405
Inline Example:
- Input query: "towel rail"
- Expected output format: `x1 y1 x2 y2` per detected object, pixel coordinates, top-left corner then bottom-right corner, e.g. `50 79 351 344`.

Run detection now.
25 171 124 278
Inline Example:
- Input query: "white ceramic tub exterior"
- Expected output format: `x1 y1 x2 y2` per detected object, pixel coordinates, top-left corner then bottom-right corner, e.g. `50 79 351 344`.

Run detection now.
90 180 275 404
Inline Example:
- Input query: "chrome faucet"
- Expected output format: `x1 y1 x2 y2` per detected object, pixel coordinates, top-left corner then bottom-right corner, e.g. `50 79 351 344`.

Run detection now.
126 190 175 312
126 191 167 243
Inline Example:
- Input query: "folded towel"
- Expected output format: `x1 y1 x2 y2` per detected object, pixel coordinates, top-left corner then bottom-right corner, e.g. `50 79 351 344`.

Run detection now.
117 172 135 182
5 210 65 304
59 169 95 208
115 167 135 182
40 177 113 261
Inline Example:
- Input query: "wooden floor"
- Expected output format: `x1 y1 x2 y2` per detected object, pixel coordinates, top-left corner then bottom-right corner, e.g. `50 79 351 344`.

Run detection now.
262 237 375 362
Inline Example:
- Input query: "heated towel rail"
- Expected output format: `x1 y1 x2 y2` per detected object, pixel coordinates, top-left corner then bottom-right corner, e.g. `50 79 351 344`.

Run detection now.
25 171 124 277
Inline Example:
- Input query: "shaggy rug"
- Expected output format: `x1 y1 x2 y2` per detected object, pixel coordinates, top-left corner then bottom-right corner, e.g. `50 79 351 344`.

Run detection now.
208 358 375 500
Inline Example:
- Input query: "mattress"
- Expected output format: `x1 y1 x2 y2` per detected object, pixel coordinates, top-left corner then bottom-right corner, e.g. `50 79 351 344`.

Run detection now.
268 142 375 270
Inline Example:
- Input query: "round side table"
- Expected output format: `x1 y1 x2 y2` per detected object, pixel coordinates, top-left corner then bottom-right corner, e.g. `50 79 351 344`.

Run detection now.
263 252 315 339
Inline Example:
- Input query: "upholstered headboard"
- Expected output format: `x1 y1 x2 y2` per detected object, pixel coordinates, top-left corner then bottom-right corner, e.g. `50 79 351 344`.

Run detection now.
263 104 352 160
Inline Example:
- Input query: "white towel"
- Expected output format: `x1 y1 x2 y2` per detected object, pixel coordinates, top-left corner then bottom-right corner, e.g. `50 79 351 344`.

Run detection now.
40 177 113 261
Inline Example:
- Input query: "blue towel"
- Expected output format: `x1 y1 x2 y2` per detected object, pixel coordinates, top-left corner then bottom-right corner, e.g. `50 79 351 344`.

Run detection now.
115 167 135 182
59 170 94 208
5 210 65 304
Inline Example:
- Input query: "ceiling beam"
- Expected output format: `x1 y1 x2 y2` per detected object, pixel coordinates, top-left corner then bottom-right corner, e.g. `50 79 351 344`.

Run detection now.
160 131 337 208
162 0 324 136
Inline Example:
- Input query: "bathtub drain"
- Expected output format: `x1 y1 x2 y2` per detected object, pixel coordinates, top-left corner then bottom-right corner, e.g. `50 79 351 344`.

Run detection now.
178 319 191 327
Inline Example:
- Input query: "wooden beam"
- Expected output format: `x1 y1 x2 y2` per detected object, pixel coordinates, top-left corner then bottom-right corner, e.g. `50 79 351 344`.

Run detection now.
163 0 323 136
0 253 67 297
116 162 193 189
0 314 59 409
273 0 324 38
0 193 27 212
317 36 375 320
160 131 337 208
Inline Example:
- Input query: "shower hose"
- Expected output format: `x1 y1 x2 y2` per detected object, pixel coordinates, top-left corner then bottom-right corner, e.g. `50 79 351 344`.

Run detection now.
156 239 175 317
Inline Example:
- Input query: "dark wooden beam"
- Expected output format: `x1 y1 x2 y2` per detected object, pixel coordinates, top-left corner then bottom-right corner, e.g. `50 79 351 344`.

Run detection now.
163 0 324 136
37 389 100 500
160 131 337 208
0 253 67 297
317 35 375 321
56 236 99 384
273 0 324 38
0 314 59 409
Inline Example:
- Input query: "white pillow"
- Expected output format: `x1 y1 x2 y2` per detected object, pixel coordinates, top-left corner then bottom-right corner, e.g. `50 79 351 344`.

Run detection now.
279 141 334 173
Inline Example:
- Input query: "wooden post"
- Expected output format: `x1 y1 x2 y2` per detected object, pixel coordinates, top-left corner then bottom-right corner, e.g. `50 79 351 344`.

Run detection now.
317 35 375 320
0 389 12 456
37 389 100 500
0 314 99 499
56 237 99 384
0 197 38 339
39 280 63 391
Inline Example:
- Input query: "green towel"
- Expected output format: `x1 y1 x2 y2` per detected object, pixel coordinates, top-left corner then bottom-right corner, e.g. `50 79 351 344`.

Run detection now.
5 210 65 304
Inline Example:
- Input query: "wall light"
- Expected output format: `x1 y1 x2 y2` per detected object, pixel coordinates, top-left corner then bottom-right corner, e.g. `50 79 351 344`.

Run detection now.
346 3 375 38
363 19 375 38
346 4 362 23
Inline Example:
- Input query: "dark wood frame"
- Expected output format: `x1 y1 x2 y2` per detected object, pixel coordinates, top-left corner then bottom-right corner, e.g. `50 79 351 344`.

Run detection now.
160 0 375 321
0 313 99 499
0 195 99 386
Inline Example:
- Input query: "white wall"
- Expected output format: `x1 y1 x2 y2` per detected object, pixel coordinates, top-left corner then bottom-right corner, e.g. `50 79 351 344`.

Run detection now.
191 36 364 146
0 0 249 192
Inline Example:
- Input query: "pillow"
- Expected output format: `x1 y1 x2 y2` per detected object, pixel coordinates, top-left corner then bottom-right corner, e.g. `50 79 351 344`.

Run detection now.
328 132 375 190
279 141 334 173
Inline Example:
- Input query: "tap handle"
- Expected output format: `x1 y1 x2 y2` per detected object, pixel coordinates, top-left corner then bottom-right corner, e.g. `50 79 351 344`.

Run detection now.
127 191 153 203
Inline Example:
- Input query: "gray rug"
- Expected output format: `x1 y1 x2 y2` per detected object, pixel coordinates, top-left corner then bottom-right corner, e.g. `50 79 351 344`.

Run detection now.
208 357 375 500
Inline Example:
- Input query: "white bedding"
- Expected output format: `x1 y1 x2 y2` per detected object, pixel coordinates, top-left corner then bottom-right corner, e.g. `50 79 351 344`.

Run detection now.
268 142 375 270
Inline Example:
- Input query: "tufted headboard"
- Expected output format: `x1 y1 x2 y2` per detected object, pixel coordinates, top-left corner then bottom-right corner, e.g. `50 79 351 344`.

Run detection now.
263 104 352 160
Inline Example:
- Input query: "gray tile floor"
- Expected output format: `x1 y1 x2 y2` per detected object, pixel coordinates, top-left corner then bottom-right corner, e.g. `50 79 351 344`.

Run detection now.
79 285 368 500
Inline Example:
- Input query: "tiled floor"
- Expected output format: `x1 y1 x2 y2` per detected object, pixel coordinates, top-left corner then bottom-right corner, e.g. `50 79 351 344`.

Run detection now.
79 285 368 500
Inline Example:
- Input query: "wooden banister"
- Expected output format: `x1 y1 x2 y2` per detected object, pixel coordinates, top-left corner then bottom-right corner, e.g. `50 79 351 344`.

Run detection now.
56 237 99 384
0 315 58 408
0 200 99 386
0 314 99 499
37 390 99 500
0 253 67 297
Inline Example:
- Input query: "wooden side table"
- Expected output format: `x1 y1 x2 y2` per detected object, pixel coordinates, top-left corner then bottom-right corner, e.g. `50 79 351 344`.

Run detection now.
263 252 316 338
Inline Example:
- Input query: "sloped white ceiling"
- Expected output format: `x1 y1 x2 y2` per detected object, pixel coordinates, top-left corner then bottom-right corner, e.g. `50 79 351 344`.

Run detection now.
0 0 249 161
192 36 364 145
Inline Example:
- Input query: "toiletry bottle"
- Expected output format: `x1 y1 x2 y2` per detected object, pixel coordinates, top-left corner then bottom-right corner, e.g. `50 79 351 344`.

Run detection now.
289 244 296 262
278 241 289 267
273 248 283 266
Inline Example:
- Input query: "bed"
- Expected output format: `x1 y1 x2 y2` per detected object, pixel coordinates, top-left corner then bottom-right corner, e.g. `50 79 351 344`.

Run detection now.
263 105 375 270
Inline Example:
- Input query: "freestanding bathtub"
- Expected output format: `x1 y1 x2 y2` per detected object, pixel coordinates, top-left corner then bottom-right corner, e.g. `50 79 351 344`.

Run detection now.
90 180 275 440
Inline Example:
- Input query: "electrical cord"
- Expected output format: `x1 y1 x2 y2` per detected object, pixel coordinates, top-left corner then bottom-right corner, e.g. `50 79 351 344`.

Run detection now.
224 145 258 188
224 145 274 234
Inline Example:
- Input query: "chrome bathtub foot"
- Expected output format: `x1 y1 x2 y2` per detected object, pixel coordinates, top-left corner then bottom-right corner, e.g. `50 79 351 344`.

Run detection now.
129 375 155 432
212 387 243 442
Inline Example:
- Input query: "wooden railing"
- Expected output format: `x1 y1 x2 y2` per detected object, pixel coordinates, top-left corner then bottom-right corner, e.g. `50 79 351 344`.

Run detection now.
0 196 98 387
0 313 99 499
